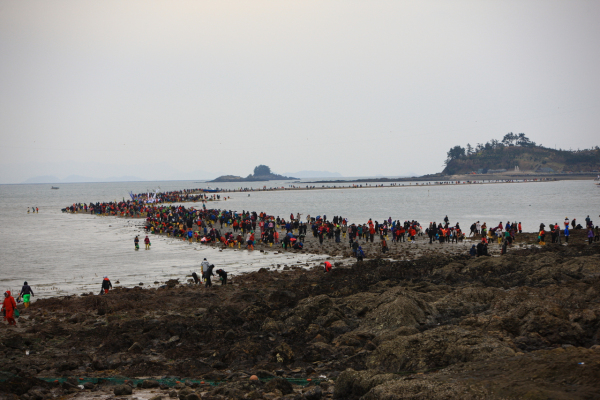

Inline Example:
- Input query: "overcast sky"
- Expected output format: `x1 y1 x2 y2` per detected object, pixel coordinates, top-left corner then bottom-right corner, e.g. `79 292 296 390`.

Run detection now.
1 1 599 183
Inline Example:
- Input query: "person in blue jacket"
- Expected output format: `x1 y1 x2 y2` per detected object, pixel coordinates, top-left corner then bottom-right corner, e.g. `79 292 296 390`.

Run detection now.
357 246 364 262
564 226 570 243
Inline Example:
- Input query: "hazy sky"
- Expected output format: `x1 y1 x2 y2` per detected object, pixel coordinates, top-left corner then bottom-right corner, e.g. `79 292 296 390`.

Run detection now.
1 1 599 183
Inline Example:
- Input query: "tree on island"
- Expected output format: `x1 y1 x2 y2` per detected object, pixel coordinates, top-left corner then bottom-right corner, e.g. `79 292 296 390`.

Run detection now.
253 165 271 176
446 145 466 163
442 132 600 175
502 132 536 147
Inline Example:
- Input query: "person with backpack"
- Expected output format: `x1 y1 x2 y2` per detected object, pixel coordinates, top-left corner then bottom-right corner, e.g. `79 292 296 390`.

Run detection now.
357 246 365 262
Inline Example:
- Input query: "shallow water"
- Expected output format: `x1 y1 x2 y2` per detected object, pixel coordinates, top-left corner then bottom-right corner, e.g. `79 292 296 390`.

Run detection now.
0 179 597 298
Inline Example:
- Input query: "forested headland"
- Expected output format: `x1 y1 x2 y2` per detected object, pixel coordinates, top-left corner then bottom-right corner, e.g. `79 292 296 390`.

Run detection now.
443 133 600 175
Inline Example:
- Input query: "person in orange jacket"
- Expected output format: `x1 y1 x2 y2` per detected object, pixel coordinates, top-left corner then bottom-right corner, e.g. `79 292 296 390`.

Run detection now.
2 291 17 325
369 226 375 242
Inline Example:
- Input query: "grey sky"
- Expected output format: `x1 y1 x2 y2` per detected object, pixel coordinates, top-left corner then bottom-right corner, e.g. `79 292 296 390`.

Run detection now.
1 1 599 183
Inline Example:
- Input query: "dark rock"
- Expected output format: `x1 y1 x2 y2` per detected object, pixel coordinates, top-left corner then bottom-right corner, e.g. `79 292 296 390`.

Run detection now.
224 329 235 340
114 384 133 396
264 377 293 395
185 394 200 400
255 370 275 378
177 387 193 400
364 341 377 351
83 382 95 390
303 386 322 400
211 361 227 369
141 379 160 389
57 362 78 372
149 396 162 400
333 369 398 400
166 279 179 288
66 377 78 386
61 381 76 390
169 390 178 398
128 342 143 354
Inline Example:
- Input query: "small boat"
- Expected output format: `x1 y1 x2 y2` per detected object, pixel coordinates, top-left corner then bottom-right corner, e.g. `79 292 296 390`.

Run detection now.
202 187 220 193
51 186 59 190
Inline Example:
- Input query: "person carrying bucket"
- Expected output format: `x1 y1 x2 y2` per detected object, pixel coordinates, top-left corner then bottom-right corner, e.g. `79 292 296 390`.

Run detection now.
134 236 140 250
2 291 17 326
144 236 151 250
19 282 34 308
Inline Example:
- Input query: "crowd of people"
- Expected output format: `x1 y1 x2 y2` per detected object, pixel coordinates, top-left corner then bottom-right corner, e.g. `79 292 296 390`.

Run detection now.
204 177 557 193
4 201 598 326
63 194 599 260
62 191 224 215
538 216 599 246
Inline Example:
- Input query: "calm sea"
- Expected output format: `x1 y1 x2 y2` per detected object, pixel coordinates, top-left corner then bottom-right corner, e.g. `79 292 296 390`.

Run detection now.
0 179 597 298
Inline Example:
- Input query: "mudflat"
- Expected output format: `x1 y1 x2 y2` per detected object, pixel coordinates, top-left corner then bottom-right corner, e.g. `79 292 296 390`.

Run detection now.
2 238 600 399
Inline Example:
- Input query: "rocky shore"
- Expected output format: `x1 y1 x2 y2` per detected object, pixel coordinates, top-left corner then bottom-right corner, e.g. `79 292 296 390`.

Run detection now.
2 239 600 399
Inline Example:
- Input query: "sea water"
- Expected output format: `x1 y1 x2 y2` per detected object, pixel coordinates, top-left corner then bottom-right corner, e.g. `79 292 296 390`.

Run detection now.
0 179 597 298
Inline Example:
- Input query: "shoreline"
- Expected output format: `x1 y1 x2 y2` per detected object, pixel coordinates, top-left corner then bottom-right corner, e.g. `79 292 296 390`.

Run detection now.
192 177 560 192
2 242 600 400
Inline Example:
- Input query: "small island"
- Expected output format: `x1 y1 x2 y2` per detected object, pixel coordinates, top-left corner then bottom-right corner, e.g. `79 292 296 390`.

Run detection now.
210 165 299 182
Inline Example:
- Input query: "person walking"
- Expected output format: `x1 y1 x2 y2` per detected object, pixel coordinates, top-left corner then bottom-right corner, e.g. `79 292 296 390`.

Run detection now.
18 282 34 308
2 291 17 326
101 276 113 294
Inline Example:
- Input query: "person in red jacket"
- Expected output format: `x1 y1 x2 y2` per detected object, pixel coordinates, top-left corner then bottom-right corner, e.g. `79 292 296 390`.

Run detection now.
2 291 17 325
323 261 332 272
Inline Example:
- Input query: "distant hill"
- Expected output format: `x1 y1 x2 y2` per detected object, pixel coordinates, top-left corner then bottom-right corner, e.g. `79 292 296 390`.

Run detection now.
282 170 342 178
211 165 298 182
442 133 600 175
